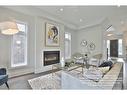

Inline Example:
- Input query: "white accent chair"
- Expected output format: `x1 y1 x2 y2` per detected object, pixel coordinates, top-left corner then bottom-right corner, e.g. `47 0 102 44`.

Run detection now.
89 54 103 67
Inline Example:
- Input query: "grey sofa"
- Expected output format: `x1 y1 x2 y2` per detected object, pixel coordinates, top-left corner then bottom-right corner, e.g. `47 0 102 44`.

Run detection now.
61 62 123 89
0 68 9 89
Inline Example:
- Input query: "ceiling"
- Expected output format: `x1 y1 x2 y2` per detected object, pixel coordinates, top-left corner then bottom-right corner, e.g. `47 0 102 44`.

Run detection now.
5 6 127 33
37 6 127 31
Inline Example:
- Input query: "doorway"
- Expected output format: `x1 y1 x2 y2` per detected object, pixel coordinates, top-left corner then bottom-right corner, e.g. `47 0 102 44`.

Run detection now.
107 39 123 59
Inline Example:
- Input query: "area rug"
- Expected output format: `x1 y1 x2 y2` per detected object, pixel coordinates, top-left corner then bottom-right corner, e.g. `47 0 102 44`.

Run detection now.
28 71 61 89
28 68 89 89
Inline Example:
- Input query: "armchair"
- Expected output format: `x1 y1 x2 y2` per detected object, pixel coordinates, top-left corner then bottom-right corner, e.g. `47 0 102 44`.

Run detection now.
72 52 84 64
0 68 9 89
89 54 103 67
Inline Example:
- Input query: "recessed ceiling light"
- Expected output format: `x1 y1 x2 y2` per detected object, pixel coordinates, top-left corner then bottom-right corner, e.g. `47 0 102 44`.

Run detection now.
79 19 83 22
60 8 64 11
107 33 113 36
120 21 124 24
117 5 120 7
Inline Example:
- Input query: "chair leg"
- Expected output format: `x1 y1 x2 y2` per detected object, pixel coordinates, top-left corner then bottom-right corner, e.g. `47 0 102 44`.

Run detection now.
5 82 9 89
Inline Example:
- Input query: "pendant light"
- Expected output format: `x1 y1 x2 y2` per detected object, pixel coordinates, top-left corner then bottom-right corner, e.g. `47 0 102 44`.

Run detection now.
0 21 19 35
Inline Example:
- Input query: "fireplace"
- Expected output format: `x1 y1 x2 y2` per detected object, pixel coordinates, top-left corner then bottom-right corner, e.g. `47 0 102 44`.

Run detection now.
43 51 60 66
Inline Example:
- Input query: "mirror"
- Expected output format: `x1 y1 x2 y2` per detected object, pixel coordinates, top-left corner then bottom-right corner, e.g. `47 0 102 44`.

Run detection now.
80 39 87 47
88 42 95 51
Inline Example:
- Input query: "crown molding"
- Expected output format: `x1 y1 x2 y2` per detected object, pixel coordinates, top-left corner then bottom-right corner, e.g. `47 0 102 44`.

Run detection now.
4 6 110 31
4 6 77 30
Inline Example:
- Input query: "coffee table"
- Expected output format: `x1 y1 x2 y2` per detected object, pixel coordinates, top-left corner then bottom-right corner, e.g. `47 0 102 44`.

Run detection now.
61 71 100 89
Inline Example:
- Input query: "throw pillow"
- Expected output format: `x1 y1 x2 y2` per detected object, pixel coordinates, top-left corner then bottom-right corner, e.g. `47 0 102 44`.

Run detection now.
84 67 103 82
99 61 113 70
65 59 74 67
89 58 99 67
97 66 110 75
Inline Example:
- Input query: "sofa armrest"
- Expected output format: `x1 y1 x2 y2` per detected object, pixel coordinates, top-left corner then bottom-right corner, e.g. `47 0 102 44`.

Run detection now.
0 68 6 75
98 63 122 89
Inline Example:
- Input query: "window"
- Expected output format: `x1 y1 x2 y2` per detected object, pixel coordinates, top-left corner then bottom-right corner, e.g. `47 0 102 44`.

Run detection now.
118 39 122 56
65 32 71 59
11 22 27 67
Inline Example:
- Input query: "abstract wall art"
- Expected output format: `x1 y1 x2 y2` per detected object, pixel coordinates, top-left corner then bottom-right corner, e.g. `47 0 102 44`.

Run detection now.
45 23 60 47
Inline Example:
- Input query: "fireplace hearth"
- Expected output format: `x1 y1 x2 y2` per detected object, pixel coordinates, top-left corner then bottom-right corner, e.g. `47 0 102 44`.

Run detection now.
43 51 60 66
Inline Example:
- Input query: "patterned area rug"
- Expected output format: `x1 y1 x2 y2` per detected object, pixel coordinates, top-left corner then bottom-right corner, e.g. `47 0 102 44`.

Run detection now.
28 67 85 89
28 71 62 89
28 64 122 90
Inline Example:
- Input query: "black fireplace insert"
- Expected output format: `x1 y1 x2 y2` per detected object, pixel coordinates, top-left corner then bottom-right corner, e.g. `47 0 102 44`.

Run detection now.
43 51 60 66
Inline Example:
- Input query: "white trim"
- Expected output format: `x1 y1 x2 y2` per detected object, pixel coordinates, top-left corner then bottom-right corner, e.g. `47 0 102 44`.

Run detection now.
11 63 27 68
34 17 37 73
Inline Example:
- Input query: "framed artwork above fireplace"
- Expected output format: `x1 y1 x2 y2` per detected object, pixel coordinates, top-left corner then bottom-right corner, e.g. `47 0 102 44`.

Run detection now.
45 23 60 47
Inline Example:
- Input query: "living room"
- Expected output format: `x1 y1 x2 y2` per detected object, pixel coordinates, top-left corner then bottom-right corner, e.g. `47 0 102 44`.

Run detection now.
0 6 127 90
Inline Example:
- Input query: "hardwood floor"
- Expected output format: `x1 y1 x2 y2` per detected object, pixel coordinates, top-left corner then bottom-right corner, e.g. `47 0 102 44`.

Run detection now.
0 69 58 89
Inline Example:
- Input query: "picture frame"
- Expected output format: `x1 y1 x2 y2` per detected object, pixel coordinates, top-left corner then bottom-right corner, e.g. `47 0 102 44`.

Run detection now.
45 23 60 47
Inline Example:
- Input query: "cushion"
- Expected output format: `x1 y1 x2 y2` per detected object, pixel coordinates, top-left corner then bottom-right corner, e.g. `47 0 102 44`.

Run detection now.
84 67 103 82
0 75 8 85
98 66 110 74
65 59 74 67
75 59 84 64
0 75 8 80
110 57 117 63
99 61 113 70
89 58 99 66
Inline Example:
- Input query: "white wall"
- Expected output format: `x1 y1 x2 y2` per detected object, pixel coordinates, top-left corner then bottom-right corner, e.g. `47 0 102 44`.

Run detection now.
0 7 66 76
0 7 35 77
35 17 65 73
77 25 103 57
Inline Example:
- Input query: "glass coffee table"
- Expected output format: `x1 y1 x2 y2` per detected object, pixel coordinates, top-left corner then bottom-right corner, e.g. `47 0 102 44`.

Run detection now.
52 63 85 75
61 71 100 89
